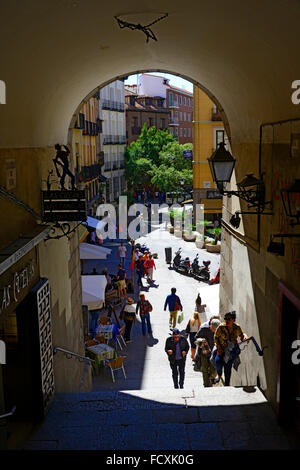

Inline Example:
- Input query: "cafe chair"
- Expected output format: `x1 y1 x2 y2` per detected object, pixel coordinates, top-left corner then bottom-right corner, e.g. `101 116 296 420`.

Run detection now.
115 325 127 350
94 335 107 344
99 316 110 325
105 356 127 383
85 339 99 347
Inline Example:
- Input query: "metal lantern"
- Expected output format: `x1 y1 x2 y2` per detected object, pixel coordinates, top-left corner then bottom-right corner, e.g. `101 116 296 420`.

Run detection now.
280 179 300 225
237 173 265 207
208 142 236 186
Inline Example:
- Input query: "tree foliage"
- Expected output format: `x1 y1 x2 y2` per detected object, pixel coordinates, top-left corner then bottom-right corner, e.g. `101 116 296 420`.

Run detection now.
125 123 193 193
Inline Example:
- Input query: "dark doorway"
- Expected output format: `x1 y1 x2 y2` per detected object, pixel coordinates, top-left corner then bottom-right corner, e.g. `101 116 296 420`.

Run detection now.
277 282 300 436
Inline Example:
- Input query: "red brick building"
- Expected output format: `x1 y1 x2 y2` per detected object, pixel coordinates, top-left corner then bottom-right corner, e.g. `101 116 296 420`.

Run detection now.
124 88 170 145
166 86 193 144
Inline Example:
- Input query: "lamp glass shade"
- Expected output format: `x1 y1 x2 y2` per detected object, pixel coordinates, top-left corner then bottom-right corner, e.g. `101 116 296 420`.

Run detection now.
208 142 236 184
280 179 300 219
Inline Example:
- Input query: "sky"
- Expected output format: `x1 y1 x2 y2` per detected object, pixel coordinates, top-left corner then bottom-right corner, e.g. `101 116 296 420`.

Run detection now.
124 72 193 93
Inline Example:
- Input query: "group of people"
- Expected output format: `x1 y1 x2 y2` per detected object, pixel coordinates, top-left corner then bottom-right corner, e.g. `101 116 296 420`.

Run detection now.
165 305 249 390
134 247 156 288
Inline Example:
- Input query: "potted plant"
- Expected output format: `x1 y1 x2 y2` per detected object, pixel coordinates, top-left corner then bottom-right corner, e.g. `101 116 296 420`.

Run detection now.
183 223 196 242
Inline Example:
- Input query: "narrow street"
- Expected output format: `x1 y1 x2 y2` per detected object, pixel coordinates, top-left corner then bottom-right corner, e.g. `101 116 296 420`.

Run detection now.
20 224 296 450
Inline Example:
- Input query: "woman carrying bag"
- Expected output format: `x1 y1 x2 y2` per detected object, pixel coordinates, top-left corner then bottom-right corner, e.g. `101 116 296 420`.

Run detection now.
120 297 136 343
185 312 201 361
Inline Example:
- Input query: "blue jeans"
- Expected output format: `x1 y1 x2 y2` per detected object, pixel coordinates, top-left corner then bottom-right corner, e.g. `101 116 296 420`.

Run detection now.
215 354 234 386
141 313 152 336
120 257 125 268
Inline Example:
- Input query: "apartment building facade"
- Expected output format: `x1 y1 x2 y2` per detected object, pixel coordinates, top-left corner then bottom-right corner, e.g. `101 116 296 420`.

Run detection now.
193 84 229 220
99 80 126 203
166 86 193 144
125 87 170 145
72 93 103 216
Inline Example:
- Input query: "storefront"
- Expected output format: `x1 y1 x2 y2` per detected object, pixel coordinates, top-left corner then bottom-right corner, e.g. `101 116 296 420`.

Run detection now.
0 228 54 449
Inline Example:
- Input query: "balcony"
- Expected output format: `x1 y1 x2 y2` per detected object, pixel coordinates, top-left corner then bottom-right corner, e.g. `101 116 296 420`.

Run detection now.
80 163 101 181
212 107 222 121
169 118 179 125
103 134 113 145
169 101 179 109
101 99 125 112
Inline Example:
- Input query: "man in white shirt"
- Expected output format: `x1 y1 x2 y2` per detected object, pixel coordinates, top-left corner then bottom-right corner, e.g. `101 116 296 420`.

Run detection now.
118 242 127 267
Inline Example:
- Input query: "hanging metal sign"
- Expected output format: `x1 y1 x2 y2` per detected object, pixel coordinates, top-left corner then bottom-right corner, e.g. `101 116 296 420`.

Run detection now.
41 190 87 222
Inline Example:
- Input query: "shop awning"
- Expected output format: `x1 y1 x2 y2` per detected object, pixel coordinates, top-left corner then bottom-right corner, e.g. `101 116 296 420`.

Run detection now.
86 216 106 232
79 243 111 259
78 225 89 243
81 275 107 310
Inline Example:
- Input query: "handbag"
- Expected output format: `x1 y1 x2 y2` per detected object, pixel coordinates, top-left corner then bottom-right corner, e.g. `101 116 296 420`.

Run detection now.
177 310 184 324
185 320 191 333
174 296 181 311
147 301 153 312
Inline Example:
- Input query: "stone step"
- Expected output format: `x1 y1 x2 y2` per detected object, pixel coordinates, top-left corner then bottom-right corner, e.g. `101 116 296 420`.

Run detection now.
21 386 293 450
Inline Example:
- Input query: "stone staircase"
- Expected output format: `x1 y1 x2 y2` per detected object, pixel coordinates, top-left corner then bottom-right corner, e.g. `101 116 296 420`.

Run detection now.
20 386 294 450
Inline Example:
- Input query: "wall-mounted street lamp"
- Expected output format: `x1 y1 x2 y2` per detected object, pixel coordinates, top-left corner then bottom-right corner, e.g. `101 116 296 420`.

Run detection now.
280 179 300 226
208 143 273 229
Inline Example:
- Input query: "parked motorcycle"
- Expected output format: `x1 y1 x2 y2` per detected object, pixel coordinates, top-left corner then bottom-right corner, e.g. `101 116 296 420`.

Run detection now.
173 248 191 275
209 267 220 285
190 254 211 282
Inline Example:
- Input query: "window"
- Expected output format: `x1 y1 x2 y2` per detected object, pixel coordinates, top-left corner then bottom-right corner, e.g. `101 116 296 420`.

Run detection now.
188 112 190 121
180 128 183 136
184 128 186 137
130 96 135 106
180 112 182 121
145 98 152 106
160 118 165 128
216 129 225 147
169 128 174 135
188 128 191 137
183 97 186 105
175 127 178 136
184 112 186 121
169 92 173 106
179 96 182 104
149 117 154 126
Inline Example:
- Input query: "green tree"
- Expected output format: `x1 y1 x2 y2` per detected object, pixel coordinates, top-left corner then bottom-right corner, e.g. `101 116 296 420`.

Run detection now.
158 141 193 171
124 124 193 193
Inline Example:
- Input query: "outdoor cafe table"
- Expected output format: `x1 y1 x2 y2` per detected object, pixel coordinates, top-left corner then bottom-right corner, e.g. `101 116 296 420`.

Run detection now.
95 324 116 340
86 343 117 373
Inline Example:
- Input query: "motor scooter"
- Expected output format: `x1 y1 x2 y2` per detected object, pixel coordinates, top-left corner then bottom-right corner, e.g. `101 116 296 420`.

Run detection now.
173 248 191 275
190 254 211 281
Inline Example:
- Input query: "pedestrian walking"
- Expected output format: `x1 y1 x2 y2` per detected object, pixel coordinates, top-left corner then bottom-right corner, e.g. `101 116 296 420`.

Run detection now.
116 263 127 298
194 317 221 386
119 297 136 343
164 287 183 329
118 241 127 268
144 253 156 283
134 248 140 262
135 254 144 290
136 293 153 336
185 312 201 361
214 311 249 386
195 293 206 313
165 328 189 389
